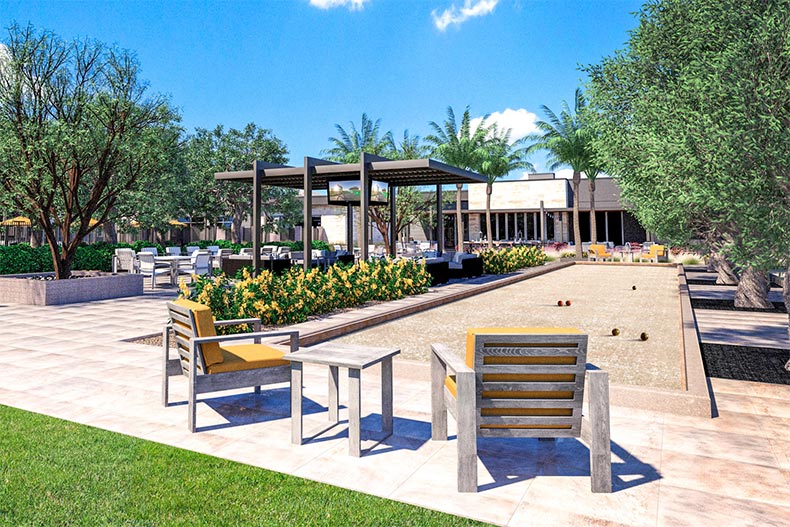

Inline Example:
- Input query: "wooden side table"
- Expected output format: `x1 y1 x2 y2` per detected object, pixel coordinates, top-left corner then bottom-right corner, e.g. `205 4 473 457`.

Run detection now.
285 342 400 457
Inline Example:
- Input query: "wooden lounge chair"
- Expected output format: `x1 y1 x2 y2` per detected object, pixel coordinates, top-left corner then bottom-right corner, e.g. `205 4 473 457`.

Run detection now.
163 299 299 432
587 244 613 262
640 244 666 263
431 328 611 493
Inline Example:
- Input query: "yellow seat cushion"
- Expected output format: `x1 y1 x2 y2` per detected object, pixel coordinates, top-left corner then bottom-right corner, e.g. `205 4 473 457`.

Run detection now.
174 298 224 368
465 328 582 368
589 244 612 258
207 344 290 374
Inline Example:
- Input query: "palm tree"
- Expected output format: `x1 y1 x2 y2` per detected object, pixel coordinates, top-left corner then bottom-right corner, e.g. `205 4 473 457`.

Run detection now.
426 106 491 252
479 127 535 249
526 89 590 258
323 113 395 163
393 129 431 160
584 159 604 244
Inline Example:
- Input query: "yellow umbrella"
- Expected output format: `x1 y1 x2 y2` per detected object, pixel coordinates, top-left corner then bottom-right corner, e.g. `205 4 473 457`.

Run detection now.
0 216 31 226
168 219 187 227
130 220 141 228
89 218 101 227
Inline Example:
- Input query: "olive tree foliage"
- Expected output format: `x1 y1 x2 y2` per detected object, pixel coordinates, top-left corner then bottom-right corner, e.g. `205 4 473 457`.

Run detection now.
585 0 790 310
182 124 301 244
0 24 180 278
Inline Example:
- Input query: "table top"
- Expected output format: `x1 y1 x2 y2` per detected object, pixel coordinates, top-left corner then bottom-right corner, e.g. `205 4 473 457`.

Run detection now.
284 342 400 369
154 255 192 261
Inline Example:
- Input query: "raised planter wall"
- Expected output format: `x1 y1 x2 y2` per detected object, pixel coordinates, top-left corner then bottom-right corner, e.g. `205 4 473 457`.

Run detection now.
0 272 144 305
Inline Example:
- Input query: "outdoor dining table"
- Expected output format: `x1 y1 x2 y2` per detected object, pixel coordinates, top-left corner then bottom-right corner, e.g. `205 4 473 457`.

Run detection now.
153 255 193 285
284 342 400 457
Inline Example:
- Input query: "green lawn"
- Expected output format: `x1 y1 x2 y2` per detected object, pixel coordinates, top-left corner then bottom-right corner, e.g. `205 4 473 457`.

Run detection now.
0 405 490 526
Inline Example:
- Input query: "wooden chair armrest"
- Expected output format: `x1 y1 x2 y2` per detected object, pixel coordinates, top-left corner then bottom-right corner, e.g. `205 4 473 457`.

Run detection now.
194 330 299 351
430 343 472 375
214 318 262 331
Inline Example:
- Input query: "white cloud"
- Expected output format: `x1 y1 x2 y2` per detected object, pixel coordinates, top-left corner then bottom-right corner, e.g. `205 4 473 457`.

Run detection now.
471 107 539 142
309 0 369 10
432 0 499 31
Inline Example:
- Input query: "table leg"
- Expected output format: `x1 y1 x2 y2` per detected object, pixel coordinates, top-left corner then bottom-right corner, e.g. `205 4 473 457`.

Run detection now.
348 368 361 457
328 365 339 422
381 357 393 435
291 362 303 445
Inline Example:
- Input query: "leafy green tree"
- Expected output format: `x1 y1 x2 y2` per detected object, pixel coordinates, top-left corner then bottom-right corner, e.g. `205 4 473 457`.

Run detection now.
585 0 790 310
323 113 395 163
0 24 180 278
183 124 300 244
478 127 534 249
526 89 590 258
426 106 491 251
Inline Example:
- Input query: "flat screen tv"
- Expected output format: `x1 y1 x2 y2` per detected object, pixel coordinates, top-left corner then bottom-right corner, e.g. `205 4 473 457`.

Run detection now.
327 179 389 205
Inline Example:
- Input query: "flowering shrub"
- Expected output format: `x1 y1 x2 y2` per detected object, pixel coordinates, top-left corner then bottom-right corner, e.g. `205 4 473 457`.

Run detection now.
477 246 547 274
180 258 431 328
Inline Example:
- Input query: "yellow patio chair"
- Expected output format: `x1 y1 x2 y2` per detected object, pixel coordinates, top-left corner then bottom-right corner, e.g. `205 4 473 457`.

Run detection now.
587 244 613 262
431 328 611 493
162 298 299 432
640 244 666 263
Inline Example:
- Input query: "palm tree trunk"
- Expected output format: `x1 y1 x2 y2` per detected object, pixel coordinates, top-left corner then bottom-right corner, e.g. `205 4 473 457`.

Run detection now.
572 172 582 258
455 183 463 252
589 179 597 244
734 266 772 308
486 184 493 250
710 252 739 285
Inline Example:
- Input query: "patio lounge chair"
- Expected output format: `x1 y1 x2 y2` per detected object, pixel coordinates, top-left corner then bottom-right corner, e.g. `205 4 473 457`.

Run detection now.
163 299 299 432
640 244 666 263
430 328 611 493
587 244 613 262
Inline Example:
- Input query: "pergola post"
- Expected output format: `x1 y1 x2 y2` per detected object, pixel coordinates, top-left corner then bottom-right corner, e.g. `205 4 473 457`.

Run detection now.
303 157 313 272
388 185 397 257
346 204 354 253
252 160 263 276
360 152 370 261
540 200 546 243
436 184 444 257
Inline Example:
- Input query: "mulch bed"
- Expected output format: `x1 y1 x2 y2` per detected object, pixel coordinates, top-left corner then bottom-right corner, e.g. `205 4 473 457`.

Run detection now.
701 343 790 385
691 298 787 314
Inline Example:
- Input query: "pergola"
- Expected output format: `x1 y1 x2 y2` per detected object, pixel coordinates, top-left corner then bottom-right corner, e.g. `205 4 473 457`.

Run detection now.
215 152 486 274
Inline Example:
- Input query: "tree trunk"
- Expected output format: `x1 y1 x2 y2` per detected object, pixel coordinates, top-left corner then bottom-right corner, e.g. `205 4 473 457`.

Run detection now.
710 252 739 285
30 229 42 248
783 267 790 371
589 179 597 244
486 184 493 250
734 266 772 308
455 183 463 252
231 217 243 244
572 172 582 259
103 221 118 244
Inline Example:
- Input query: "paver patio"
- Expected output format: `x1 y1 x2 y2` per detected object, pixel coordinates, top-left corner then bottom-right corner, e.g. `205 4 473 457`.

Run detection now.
1 283 789 526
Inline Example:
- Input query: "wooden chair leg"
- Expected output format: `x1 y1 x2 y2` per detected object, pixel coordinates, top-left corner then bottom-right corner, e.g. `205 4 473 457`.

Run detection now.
188 343 197 433
430 351 448 441
456 370 477 493
587 370 612 493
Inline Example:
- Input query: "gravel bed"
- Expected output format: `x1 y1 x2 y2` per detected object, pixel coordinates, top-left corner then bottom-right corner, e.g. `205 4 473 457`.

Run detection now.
701 343 790 385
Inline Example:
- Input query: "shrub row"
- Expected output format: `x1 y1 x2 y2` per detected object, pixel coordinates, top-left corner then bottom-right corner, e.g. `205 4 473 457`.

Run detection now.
181 258 432 328
0 239 333 275
477 245 547 274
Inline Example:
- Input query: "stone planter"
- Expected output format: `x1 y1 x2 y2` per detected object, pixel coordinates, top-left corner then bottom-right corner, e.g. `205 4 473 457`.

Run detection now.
0 271 144 305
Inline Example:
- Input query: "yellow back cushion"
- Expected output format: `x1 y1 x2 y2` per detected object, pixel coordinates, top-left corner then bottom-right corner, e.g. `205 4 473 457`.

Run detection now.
589 244 606 256
173 298 224 368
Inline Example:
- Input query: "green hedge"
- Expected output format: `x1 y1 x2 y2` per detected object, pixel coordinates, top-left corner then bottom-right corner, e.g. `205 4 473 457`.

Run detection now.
477 246 547 274
0 239 332 275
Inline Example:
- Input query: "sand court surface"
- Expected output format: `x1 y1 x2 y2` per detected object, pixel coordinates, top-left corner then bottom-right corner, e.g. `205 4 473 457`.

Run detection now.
331 264 683 390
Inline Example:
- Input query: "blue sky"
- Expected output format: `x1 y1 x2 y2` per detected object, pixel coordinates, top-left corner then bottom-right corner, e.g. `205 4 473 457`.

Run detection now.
2 0 643 178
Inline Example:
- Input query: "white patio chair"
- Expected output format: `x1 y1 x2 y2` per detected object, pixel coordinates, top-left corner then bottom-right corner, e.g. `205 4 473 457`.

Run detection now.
165 246 182 256
185 245 200 255
140 247 159 256
137 252 171 289
177 250 212 281
112 248 137 273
